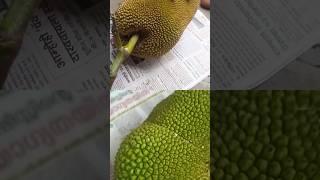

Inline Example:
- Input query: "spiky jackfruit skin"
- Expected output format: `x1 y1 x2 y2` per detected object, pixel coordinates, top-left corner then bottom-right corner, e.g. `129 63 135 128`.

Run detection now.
212 91 320 180
113 0 199 58
115 91 210 179
147 90 210 157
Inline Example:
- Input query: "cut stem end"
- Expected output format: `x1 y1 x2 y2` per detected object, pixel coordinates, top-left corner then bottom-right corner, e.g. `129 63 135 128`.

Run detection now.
110 34 139 79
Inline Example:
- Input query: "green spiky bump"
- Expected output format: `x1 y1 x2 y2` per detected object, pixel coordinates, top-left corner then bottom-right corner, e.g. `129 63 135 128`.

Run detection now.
212 91 320 179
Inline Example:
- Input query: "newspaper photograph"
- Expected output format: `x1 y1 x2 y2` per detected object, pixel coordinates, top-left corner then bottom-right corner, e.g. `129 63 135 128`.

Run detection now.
213 0 320 89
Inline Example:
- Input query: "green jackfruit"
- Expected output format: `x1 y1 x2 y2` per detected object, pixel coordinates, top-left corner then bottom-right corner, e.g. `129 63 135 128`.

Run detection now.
113 0 200 58
115 90 210 179
212 91 320 179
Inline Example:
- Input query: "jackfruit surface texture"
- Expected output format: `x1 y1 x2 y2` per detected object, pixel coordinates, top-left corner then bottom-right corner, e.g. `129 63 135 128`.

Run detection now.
212 91 320 180
113 0 199 58
115 90 210 179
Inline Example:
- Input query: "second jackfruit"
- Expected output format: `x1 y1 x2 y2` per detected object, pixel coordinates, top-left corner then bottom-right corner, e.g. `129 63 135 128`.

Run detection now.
115 91 210 179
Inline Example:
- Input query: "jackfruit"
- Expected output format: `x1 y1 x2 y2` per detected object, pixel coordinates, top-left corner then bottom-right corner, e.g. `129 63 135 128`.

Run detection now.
113 0 199 58
110 0 199 79
212 91 320 179
115 90 210 179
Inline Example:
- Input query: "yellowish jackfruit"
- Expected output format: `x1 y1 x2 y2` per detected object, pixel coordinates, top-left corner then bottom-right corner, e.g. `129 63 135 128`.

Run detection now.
112 0 200 58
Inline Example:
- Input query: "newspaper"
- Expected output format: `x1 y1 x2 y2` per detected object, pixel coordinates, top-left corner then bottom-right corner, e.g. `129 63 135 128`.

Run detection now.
110 90 162 120
110 10 210 91
213 0 320 89
3 0 107 90
0 91 106 180
110 90 174 179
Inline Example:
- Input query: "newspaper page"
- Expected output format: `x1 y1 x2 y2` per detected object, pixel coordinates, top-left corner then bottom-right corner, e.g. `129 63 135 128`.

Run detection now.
213 0 320 89
3 0 107 91
110 90 174 179
110 10 210 91
0 91 106 180
110 90 163 120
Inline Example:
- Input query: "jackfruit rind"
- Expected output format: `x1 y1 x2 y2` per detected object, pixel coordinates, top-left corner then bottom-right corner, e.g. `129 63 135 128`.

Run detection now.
116 123 208 179
212 91 320 179
113 0 200 58
147 90 210 156
115 91 210 179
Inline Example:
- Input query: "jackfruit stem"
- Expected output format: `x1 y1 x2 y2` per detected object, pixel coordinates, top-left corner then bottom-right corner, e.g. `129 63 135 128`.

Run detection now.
0 0 42 34
110 34 139 79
